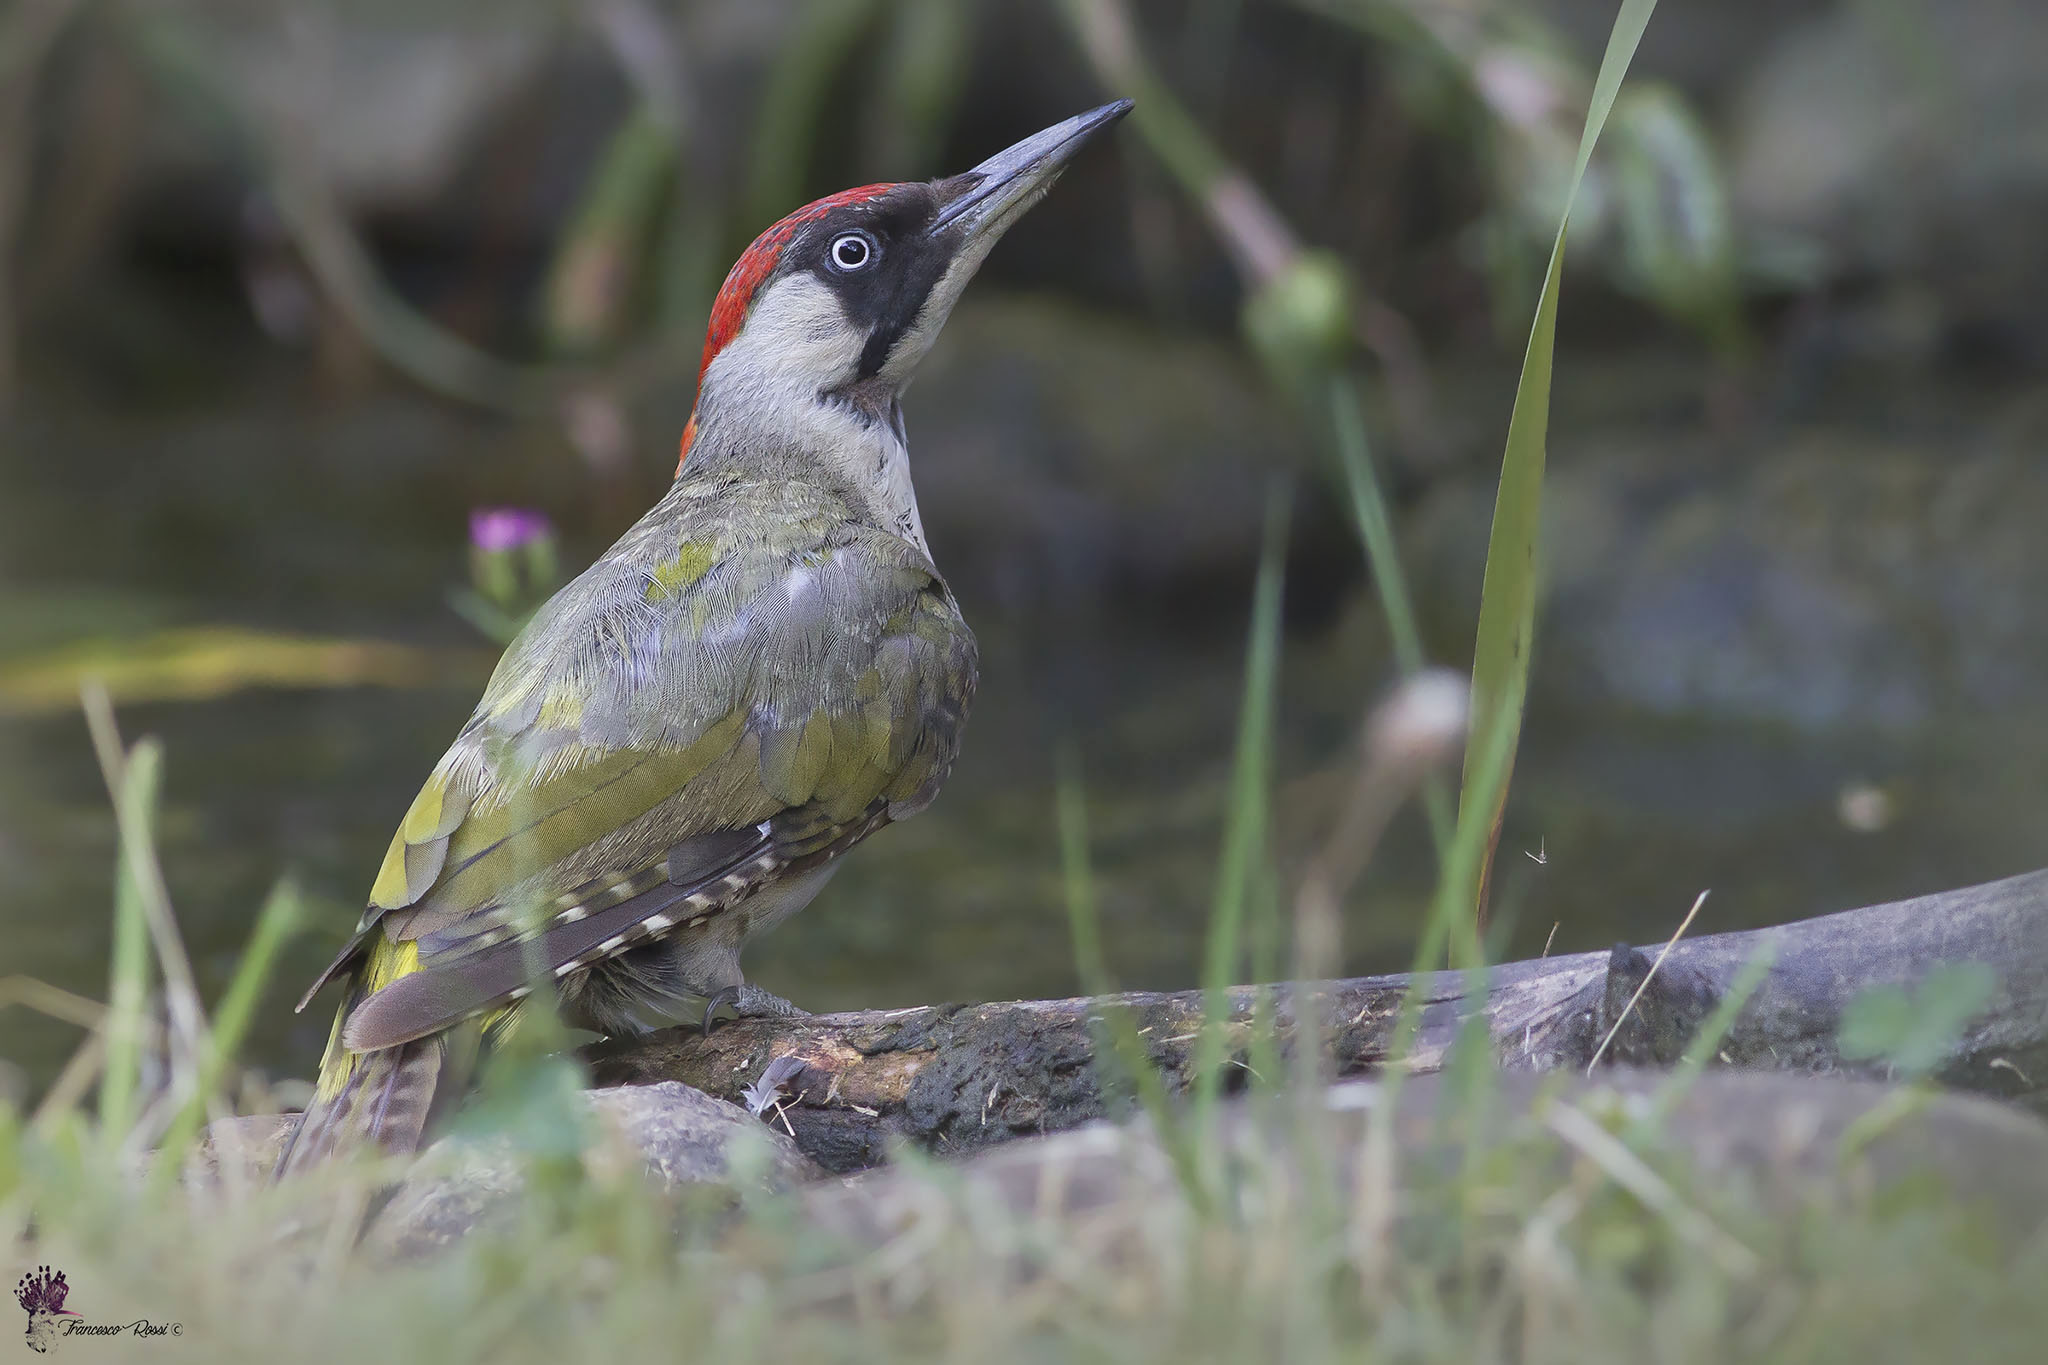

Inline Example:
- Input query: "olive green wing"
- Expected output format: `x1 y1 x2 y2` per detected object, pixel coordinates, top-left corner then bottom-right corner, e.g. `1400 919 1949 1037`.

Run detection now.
299 506 977 1044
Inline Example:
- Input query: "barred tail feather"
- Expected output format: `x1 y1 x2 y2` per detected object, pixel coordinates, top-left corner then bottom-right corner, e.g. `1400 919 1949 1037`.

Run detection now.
274 1010 480 1178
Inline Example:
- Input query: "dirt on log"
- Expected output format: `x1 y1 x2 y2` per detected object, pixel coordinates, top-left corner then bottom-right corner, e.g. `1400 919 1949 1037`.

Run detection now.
584 869 2048 1173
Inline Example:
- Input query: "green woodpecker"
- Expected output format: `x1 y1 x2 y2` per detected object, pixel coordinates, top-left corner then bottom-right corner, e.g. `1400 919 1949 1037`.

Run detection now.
278 101 1132 1173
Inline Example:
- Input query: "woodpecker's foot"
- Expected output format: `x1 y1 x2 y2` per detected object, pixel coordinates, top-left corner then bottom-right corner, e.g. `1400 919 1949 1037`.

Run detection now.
702 984 812 1035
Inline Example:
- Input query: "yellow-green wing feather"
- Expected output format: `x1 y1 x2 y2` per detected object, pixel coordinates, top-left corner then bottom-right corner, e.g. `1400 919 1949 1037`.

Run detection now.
302 473 975 1033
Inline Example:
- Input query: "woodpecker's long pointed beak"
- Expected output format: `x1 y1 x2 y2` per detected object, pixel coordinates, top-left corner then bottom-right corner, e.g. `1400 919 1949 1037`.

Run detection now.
928 100 1133 241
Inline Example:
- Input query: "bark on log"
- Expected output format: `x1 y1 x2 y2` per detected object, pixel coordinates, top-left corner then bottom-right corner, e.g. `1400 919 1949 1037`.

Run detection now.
584 869 2048 1173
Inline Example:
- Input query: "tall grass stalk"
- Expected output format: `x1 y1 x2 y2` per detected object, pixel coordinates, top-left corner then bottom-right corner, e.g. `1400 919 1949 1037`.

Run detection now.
97 731 161 1143
1190 481 1289 1136
744 0 885 232
1244 864 1286 1121
1633 938 1778 1143
151 879 303 1186
1326 373 1421 676
1458 0 1660 943
1355 0 1663 1281
1054 758 1211 1212
81 685 228 1140
1326 371 1454 853
1352 686 1520 1283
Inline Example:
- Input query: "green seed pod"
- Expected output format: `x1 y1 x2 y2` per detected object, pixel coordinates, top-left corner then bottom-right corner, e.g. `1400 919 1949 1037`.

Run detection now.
1242 250 1354 394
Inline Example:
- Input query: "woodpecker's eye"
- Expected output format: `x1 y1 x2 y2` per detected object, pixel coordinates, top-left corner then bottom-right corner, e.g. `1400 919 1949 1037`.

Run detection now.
828 231 877 272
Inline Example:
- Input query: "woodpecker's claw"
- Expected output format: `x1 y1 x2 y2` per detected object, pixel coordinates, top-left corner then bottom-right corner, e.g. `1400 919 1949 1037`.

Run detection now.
702 984 812 1035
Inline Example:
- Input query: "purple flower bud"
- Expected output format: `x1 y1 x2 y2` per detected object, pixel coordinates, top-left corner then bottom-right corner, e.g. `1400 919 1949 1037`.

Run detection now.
469 506 553 554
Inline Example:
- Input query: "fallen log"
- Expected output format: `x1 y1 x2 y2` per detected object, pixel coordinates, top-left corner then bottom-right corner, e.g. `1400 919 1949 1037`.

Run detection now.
585 869 2048 1173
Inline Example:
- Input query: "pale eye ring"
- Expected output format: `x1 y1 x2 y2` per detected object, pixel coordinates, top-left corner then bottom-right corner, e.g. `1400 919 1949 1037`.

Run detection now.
829 230 877 272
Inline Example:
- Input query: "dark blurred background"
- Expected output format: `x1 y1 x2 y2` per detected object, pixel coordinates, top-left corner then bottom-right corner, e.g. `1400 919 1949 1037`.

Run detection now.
4 0 2045 1100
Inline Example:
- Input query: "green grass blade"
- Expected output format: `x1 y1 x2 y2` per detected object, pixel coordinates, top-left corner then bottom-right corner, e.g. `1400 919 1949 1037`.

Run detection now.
98 741 163 1142
539 110 678 355
1190 482 1289 1130
1328 373 1422 677
153 878 304 1178
1630 937 1779 1145
1351 690 1520 1272
1244 860 1285 1120
1458 0 1662 946
1056 756 1112 1003
1414 698 1522 1054
1055 757 1210 1212
1327 372 1454 854
877 0 974 174
743 0 884 231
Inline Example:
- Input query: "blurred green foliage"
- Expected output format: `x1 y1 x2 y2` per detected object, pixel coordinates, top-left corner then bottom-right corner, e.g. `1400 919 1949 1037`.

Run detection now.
0 0 1753 425
1840 962 1999 1082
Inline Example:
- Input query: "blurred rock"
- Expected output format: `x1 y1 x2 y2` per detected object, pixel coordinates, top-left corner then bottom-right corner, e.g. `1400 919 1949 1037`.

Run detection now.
801 1069 2048 1256
1728 0 2048 341
1405 395 2048 730
368 1081 820 1257
589 1078 821 1192
215 1070 2048 1265
195 1082 820 1251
